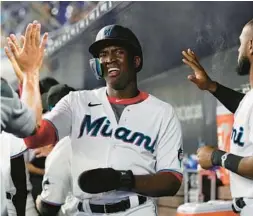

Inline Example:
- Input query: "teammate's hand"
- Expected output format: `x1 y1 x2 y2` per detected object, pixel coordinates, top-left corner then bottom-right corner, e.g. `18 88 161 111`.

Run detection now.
4 35 25 83
78 168 134 194
182 49 217 93
197 146 216 169
5 20 48 75
34 144 54 158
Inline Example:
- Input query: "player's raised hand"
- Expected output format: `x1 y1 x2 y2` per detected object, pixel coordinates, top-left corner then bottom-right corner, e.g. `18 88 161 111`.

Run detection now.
4 34 25 83
182 49 217 92
5 20 48 76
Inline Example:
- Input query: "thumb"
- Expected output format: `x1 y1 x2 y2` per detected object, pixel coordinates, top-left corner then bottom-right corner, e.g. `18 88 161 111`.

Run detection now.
187 74 198 83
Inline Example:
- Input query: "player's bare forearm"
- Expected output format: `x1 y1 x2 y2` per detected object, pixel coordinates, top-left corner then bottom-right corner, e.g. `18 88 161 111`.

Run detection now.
237 156 253 179
26 163 45 176
132 172 182 197
21 73 42 126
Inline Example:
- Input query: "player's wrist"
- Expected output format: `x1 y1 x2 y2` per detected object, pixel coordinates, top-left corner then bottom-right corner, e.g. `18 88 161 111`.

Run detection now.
211 150 243 173
207 80 218 93
211 149 225 166
117 170 135 191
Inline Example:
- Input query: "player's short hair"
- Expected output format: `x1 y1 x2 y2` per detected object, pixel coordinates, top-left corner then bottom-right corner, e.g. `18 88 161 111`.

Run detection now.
39 77 59 95
42 84 76 112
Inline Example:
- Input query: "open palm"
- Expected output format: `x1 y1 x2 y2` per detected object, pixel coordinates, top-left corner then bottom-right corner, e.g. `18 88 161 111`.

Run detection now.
182 49 214 91
5 21 48 76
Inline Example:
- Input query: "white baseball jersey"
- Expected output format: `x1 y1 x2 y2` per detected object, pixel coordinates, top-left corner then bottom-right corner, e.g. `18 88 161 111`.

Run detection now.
230 89 253 198
44 87 183 201
0 132 28 196
41 136 72 206
0 132 35 216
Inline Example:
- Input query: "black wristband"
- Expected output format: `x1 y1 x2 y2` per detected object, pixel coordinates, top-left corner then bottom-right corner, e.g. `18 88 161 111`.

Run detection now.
223 154 243 173
211 149 225 166
118 170 135 191
211 150 243 173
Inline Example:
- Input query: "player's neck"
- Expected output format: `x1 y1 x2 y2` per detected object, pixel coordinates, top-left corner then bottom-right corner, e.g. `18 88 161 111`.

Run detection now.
106 82 139 99
250 62 253 88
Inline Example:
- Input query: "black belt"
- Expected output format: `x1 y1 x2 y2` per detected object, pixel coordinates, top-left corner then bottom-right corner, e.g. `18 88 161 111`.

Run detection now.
232 197 246 213
78 196 147 214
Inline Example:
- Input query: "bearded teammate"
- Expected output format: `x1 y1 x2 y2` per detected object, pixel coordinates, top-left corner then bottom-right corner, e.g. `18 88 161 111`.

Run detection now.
7 22 183 215
182 19 253 216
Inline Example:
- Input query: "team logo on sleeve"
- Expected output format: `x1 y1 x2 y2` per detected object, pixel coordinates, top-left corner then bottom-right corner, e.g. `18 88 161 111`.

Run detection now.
178 148 184 167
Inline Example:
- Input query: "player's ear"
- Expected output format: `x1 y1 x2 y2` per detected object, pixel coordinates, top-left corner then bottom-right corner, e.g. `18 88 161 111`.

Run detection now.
133 56 141 70
249 39 253 55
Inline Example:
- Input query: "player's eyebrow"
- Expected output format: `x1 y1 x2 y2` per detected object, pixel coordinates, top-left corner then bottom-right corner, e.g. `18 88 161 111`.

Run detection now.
101 46 123 53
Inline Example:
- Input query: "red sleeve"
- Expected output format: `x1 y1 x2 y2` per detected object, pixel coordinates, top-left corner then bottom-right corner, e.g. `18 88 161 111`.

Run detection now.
24 119 58 149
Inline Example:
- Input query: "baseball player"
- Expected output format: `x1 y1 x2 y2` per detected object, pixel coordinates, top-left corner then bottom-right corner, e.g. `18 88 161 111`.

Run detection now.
34 84 76 216
0 74 39 215
0 132 38 216
36 136 73 216
8 22 183 216
182 19 253 216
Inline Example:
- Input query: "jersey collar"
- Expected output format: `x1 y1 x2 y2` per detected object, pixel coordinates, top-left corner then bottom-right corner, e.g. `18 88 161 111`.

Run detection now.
107 91 149 105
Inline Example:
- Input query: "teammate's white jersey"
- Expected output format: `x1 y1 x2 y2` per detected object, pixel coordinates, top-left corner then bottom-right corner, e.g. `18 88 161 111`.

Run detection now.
0 132 28 196
44 87 183 200
230 89 253 198
41 136 72 206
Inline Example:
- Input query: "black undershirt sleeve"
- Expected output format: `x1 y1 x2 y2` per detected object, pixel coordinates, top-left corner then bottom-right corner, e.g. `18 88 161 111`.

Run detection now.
11 155 27 216
212 82 245 114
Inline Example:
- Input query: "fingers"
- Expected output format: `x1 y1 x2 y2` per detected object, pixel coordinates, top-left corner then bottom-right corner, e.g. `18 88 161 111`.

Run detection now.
182 49 200 65
9 34 21 52
4 46 14 62
182 50 195 63
7 41 19 59
187 74 198 83
182 58 199 71
40 32 48 51
24 23 32 47
187 48 195 59
35 23 41 46
31 21 38 47
20 35 25 48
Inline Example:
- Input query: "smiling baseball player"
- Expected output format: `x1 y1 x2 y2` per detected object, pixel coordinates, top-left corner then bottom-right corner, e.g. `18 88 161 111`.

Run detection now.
8 22 183 216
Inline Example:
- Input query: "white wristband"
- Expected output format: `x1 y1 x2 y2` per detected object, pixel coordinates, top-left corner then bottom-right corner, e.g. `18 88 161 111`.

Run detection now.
221 153 230 168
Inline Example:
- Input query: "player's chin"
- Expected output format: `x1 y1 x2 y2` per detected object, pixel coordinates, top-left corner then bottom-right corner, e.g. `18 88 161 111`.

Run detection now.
108 79 126 90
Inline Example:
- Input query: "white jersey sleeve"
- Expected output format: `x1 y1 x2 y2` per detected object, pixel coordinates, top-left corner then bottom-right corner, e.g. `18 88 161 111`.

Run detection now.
155 105 183 175
43 94 72 140
249 106 253 147
40 137 72 205
9 135 28 159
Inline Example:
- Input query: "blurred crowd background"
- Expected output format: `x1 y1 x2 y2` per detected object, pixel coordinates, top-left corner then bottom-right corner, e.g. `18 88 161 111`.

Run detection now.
1 2 253 215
